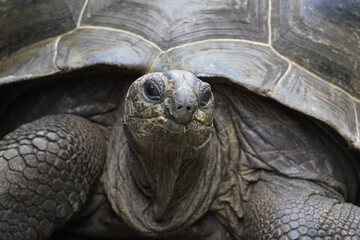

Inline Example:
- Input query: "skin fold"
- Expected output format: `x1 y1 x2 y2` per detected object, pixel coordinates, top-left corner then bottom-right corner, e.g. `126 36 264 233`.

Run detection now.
0 70 359 240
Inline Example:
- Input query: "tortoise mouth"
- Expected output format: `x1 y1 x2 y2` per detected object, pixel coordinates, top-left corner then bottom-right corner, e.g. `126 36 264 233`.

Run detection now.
124 115 213 152
126 115 212 134
166 115 206 133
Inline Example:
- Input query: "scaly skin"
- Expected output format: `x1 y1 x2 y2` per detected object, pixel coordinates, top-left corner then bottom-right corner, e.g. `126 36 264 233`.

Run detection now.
244 174 360 240
1 71 360 240
0 114 106 240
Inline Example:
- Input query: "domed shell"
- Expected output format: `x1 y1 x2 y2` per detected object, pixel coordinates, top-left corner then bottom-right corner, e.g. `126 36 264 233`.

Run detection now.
0 0 359 148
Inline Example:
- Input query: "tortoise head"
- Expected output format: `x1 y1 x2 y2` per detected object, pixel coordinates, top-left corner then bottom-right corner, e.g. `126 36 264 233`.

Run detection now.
123 70 214 221
124 70 214 152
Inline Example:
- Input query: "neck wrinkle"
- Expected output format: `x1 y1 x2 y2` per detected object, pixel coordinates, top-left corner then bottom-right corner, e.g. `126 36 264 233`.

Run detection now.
130 141 206 222
105 124 222 236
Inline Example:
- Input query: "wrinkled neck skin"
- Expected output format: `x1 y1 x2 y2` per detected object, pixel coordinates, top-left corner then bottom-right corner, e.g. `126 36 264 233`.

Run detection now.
105 116 221 236
125 125 209 221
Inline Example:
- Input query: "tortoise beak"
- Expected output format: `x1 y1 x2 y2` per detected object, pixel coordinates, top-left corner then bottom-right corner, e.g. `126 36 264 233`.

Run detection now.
168 87 197 124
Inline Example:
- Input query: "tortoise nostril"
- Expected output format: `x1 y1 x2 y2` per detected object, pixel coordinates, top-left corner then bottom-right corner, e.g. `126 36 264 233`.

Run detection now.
171 87 197 124
176 105 193 113
172 102 196 124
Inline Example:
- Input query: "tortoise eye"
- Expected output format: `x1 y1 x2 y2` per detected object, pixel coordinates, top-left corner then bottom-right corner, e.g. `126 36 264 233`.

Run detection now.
200 87 212 108
144 80 161 101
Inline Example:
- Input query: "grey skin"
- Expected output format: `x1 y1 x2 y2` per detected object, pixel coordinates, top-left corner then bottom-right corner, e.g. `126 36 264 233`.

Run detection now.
0 70 359 240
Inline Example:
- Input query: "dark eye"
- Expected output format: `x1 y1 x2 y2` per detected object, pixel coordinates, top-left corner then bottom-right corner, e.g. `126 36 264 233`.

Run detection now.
144 80 161 101
200 88 212 107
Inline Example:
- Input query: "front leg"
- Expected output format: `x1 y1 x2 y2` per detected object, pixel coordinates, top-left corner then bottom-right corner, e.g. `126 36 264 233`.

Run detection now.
244 174 360 240
0 114 106 240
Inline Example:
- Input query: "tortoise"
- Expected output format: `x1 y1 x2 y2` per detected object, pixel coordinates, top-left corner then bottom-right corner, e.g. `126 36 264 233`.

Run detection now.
0 0 360 239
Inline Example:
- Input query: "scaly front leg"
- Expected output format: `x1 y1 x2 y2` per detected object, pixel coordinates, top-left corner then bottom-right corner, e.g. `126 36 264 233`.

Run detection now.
244 174 360 240
0 114 106 240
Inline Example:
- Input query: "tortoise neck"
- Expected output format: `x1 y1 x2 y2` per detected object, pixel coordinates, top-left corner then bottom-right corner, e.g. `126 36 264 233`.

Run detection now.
104 120 222 235
128 138 209 221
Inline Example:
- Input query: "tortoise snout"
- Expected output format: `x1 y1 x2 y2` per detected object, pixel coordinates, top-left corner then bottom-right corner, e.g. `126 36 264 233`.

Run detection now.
170 87 197 124
173 100 196 123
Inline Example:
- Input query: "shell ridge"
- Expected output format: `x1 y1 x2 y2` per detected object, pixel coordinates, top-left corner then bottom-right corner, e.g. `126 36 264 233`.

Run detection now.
268 0 272 45
352 100 360 147
77 0 89 27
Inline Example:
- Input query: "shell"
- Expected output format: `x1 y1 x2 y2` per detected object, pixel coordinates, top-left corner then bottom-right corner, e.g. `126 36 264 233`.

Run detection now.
0 0 359 148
